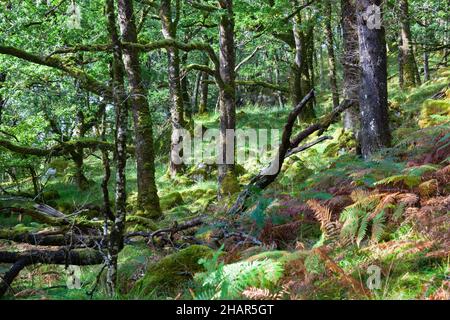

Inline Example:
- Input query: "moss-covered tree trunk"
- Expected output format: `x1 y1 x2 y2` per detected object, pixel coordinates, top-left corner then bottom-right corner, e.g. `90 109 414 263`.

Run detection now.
198 71 209 114
159 0 187 178
325 0 340 109
117 0 161 218
106 0 129 296
218 0 238 198
399 0 418 88
357 0 392 158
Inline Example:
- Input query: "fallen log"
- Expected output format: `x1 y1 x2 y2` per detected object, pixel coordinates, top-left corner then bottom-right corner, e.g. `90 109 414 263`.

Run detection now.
0 206 103 229
228 90 353 215
0 248 103 298
0 228 103 247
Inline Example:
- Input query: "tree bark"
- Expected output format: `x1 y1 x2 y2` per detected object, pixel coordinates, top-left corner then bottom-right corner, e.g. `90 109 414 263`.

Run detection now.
357 0 391 158
325 0 340 109
117 0 161 218
0 72 5 125
341 0 360 143
399 0 417 88
106 0 129 295
218 0 237 197
0 248 103 298
198 71 209 114
291 4 315 122
423 50 430 82
159 0 187 178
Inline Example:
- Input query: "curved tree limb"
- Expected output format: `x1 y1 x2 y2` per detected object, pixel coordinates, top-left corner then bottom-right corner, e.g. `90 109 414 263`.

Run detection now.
0 46 112 100
228 91 353 215
0 248 103 298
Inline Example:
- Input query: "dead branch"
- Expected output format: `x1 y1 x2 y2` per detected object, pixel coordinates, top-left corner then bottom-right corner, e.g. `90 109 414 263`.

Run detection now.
228 91 352 215
126 216 205 246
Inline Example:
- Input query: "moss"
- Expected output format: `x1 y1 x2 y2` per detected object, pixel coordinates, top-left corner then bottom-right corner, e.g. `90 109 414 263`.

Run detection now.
220 171 240 196
131 245 213 297
126 215 158 232
234 164 247 176
55 202 75 214
159 192 184 211
280 160 314 185
246 250 309 265
48 159 70 174
102 244 153 294
419 99 450 128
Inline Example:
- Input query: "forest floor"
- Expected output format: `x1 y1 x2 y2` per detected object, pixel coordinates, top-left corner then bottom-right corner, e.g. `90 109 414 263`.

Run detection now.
0 67 449 300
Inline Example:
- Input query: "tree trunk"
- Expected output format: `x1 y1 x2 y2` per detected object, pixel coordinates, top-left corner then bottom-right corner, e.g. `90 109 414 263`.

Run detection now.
105 0 129 295
117 0 161 218
398 35 404 88
357 0 391 158
181 52 192 121
399 0 417 88
0 72 5 125
291 6 315 121
325 0 340 109
70 149 89 190
218 0 238 197
423 50 430 82
159 0 187 178
198 71 209 114
341 0 360 141
192 71 201 112
100 108 113 221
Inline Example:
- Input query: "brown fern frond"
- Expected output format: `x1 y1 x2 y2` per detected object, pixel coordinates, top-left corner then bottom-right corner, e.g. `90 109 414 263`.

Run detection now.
349 190 383 209
307 200 341 242
369 192 399 220
241 287 283 300
307 200 332 226
395 193 420 207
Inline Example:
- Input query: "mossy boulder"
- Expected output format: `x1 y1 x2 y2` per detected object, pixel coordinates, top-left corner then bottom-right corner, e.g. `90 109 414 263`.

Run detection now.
126 215 159 233
220 172 241 196
160 192 184 211
419 99 450 128
131 245 214 296
187 163 217 182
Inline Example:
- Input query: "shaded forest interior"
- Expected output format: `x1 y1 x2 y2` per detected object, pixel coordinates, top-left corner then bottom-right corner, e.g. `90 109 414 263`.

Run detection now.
0 0 449 300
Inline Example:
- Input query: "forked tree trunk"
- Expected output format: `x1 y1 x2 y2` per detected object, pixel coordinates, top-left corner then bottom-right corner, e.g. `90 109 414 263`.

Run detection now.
357 0 391 158
117 0 161 218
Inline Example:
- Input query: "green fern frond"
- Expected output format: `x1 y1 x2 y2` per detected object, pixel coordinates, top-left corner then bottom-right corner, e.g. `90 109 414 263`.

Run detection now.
371 211 386 243
195 259 284 300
